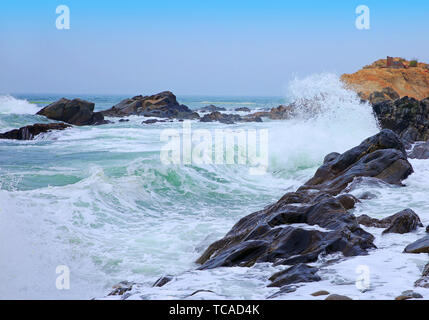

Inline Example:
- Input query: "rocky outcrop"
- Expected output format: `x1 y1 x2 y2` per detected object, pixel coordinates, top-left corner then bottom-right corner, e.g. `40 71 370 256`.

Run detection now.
372 97 429 143
0 123 71 140
196 130 412 275
341 57 429 101
101 91 199 120
200 111 262 124
249 105 294 120
199 105 226 112
357 209 422 234
37 98 107 126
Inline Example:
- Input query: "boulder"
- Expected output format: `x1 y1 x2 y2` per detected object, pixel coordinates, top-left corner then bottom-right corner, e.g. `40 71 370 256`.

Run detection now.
37 98 107 126
372 97 429 143
101 91 199 120
404 235 429 253
268 264 321 287
409 141 429 159
0 123 71 140
357 209 422 234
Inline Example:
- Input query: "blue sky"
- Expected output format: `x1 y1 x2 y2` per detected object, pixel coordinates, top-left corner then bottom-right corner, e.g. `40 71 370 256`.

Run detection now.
1 0 428 95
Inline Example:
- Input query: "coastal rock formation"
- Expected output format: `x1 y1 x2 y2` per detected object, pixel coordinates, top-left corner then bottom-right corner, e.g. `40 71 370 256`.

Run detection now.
0 123 71 140
357 209 423 234
196 130 412 273
200 111 262 124
37 98 107 126
372 97 429 143
268 264 321 287
341 57 429 101
101 91 199 120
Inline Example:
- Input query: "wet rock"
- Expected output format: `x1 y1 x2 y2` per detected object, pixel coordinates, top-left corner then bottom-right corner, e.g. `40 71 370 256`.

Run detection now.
409 141 429 159
268 264 321 287
200 111 262 124
199 105 226 112
108 281 135 296
118 119 129 122
184 289 216 298
153 275 174 287
357 209 422 234
372 97 429 143
323 152 340 164
324 294 352 300
404 235 429 253
37 98 107 126
249 105 294 120
266 285 297 299
415 263 429 288
197 130 413 270
311 290 330 297
0 123 71 140
395 290 423 300
235 107 251 112
358 191 377 200
336 194 358 210
101 91 200 120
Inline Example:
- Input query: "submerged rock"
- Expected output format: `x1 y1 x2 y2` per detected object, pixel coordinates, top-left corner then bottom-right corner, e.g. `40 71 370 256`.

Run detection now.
268 264 321 287
37 98 107 126
0 123 71 140
101 91 199 120
357 209 422 234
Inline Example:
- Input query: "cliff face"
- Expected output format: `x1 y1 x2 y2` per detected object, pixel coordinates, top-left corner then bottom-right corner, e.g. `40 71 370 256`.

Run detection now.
341 58 429 101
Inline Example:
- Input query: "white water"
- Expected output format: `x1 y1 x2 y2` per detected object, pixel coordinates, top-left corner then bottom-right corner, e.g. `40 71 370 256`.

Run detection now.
0 74 427 300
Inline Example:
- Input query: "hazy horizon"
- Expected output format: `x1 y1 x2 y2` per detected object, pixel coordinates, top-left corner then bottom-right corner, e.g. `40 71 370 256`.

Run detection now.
1 0 429 96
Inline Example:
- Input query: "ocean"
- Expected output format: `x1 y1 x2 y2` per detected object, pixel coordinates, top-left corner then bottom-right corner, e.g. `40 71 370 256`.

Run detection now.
1 73 428 300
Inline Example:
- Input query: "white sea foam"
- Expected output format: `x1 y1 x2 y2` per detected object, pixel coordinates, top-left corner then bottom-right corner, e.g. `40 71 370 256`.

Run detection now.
0 95 40 115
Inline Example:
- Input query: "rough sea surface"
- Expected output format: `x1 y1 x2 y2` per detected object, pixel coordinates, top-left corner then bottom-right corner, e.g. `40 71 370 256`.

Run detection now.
1 74 428 299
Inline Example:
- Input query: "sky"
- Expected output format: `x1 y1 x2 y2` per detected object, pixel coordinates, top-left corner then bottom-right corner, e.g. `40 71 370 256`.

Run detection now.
0 0 428 96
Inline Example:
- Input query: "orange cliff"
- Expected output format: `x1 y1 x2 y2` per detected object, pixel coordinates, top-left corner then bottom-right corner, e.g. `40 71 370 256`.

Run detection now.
341 57 429 101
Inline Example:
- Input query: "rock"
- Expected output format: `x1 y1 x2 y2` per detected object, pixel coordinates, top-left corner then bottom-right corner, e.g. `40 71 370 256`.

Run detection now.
200 111 262 124
196 130 414 271
101 91 200 120
37 98 107 126
426 225 429 233
404 235 429 253
368 87 400 104
336 194 358 210
235 107 251 112
409 141 429 159
324 294 352 300
266 285 297 299
357 209 422 234
341 57 429 101
199 105 226 112
395 290 423 300
249 105 294 120
108 281 135 296
311 290 330 297
118 119 129 122
142 119 167 124
414 262 429 288
0 123 71 140
268 264 321 287
358 191 377 200
153 275 174 287
372 97 429 143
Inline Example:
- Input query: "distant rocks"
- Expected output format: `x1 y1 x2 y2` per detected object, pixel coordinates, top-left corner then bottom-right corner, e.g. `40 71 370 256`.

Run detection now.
249 105 294 120
372 96 429 143
101 91 199 120
235 107 251 112
199 111 262 124
37 98 107 126
199 105 226 112
0 123 71 140
357 209 423 234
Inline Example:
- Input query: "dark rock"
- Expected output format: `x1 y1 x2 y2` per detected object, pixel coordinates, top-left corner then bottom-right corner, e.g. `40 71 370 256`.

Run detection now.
409 141 429 159
311 290 330 297
118 119 129 122
142 119 164 124
357 209 422 234
0 123 71 140
372 96 429 143
404 235 429 253
268 264 321 287
200 111 262 124
325 294 352 300
153 275 174 287
358 191 377 200
108 281 135 296
37 98 107 126
368 87 400 105
101 91 200 120
197 130 413 270
323 152 340 164
426 225 429 233
184 289 216 298
415 262 429 288
266 285 297 299
395 290 423 300
199 105 226 112
249 105 294 120
336 194 358 210
235 107 251 112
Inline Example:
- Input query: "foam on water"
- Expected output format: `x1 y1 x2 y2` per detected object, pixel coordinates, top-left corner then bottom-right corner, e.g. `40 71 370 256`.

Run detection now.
1 74 426 300
0 95 40 115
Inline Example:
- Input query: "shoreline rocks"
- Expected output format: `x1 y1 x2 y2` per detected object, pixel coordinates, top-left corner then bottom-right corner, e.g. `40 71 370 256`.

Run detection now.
199 111 262 124
37 98 107 126
357 209 423 234
0 123 71 140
